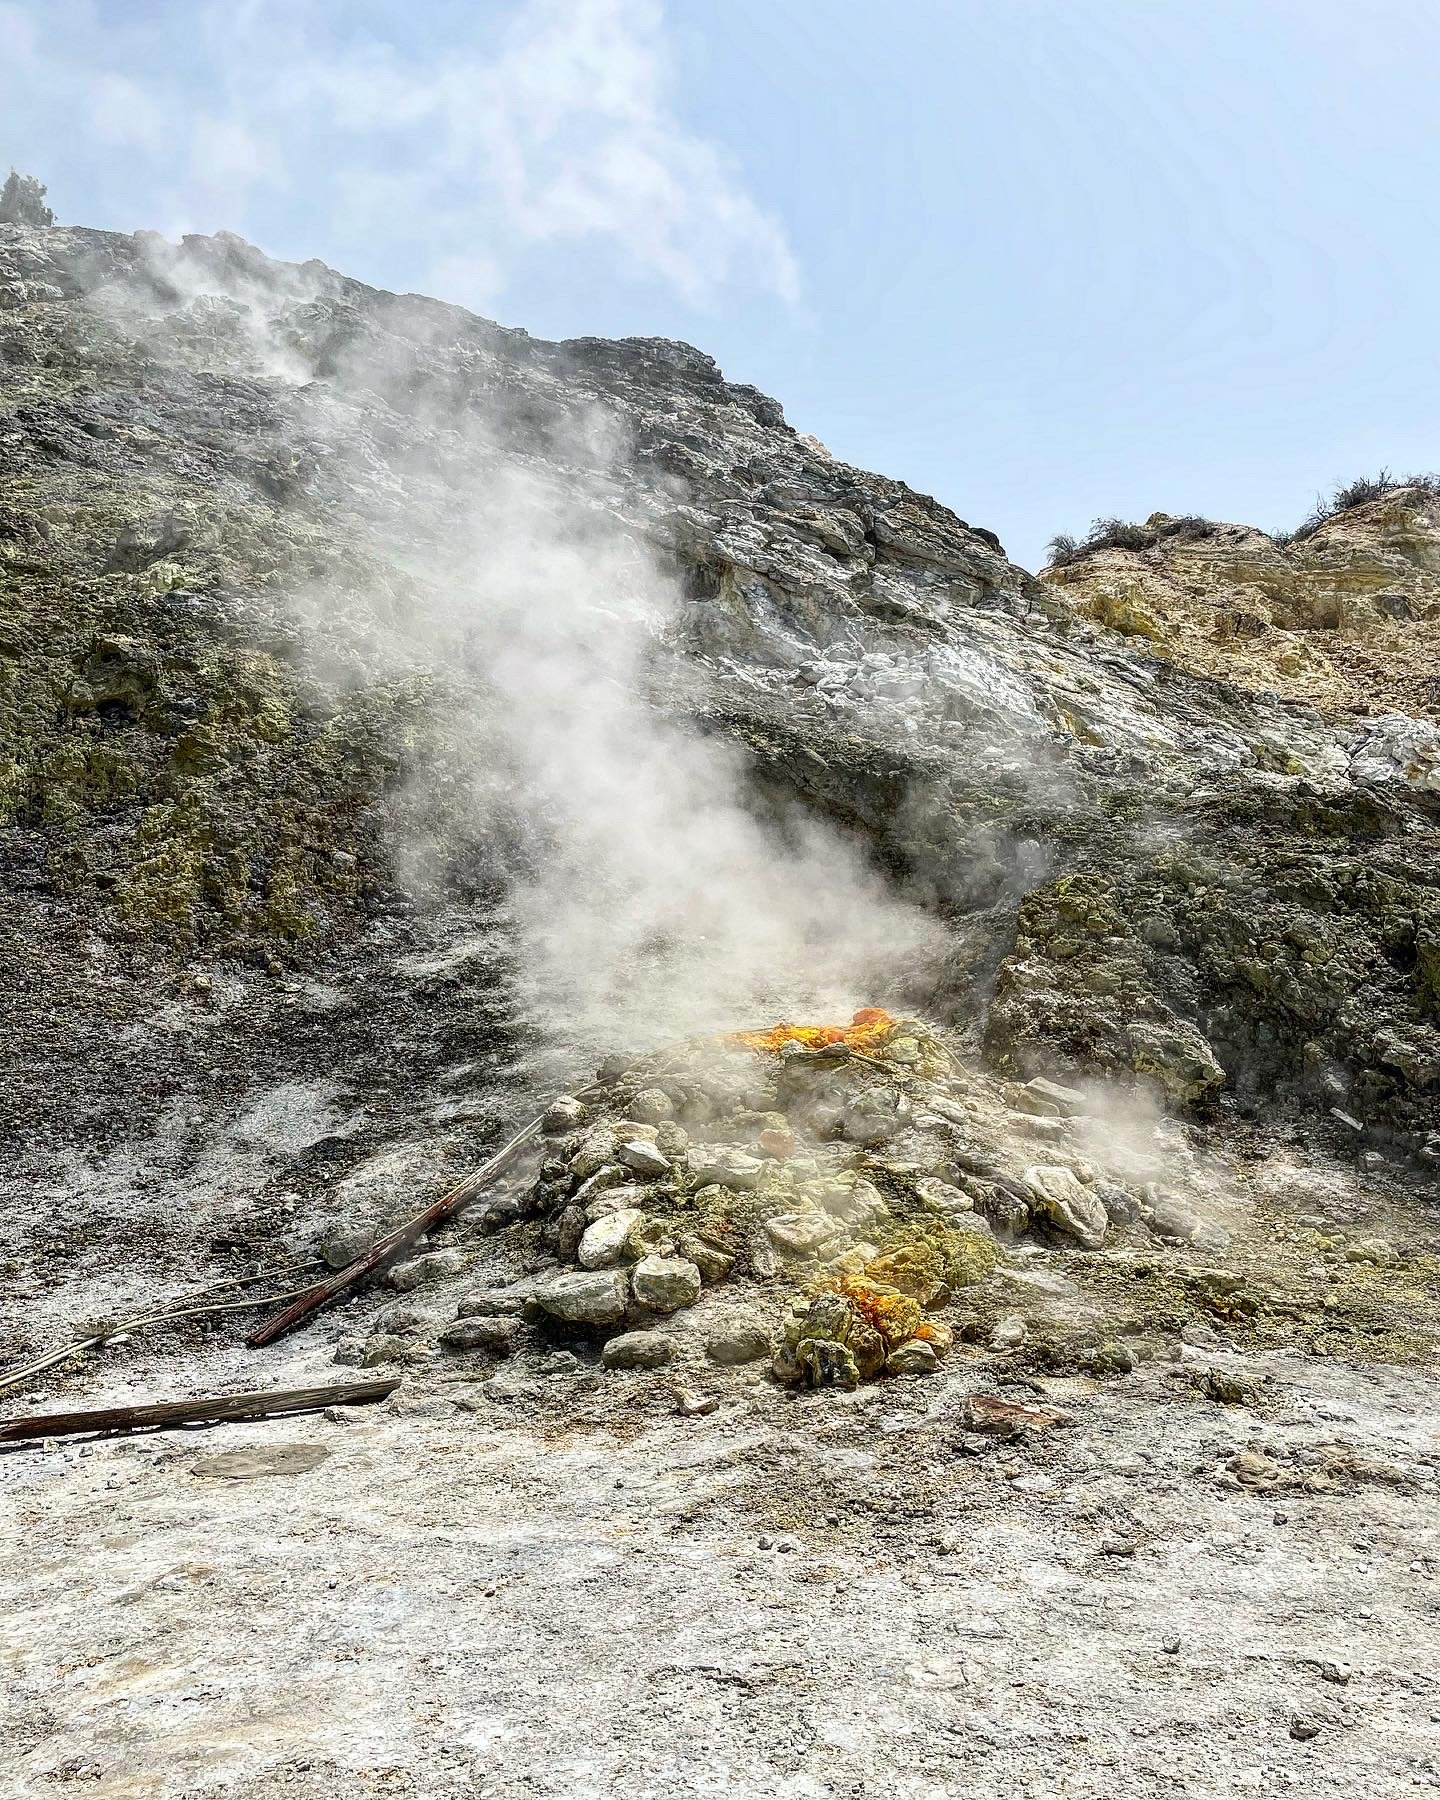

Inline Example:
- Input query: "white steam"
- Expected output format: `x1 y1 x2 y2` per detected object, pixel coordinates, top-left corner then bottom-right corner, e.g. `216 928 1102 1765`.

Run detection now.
402 460 947 1050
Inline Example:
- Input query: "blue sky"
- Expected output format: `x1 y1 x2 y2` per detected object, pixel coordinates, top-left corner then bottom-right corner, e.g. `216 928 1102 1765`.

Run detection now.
3 0 1437 569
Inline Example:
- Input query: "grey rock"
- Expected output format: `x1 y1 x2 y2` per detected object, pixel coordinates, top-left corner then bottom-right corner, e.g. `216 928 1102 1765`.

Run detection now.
617 1139 671 1177
457 1286 531 1318
1023 1165 1107 1249
628 1087 675 1124
688 1148 762 1189
765 1211 837 1255
542 1094 587 1134
705 1320 773 1365
1023 1076 1088 1115
320 1221 382 1270
630 1254 702 1312
601 1330 676 1370
531 1268 630 1328
989 1314 1026 1349
389 1248 464 1291
441 1316 522 1355
885 1339 940 1376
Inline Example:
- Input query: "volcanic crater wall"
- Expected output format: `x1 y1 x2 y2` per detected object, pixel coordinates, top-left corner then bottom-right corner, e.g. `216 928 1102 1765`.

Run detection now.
1 220 1437 1156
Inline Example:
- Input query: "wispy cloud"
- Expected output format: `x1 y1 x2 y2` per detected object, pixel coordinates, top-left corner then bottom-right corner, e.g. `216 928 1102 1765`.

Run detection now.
0 0 799 312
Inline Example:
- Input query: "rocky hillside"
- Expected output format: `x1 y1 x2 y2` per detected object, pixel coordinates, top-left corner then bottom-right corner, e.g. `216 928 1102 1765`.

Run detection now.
1042 493 1440 722
1 216 1437 1190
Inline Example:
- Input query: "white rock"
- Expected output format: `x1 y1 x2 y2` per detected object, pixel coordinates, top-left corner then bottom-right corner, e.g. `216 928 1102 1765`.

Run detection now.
577 1208 646 1269
765 1212 837 1255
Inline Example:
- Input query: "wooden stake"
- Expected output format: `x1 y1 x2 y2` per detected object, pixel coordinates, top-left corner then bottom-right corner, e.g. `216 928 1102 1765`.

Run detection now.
0 1378 399 1445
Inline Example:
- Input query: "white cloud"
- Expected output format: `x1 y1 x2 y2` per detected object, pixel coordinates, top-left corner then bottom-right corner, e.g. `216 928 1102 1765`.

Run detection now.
2 0 799 313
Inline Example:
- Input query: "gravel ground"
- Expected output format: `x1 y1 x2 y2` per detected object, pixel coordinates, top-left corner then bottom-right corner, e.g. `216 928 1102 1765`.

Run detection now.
5 1289 1439 1798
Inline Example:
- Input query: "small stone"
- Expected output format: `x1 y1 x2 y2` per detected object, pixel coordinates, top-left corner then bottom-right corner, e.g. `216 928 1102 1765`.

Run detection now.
577 1208 647 1269
630 1254 702 1312
617 1139 671 1177
989 1314 1026 1350
765 1212 837 1255
357 1332 412 1366
530 1269 630 1328
1100 1534 1137 1557
674 1387 719 1416
1161 1636 1181 1655
389 1248 463 1292
602 1330 676 1370
705 1321 773 1365
441 1316 521 1355
1318 1659 1351 1685
542 1095 587 1134
885 1339 940 1376
1289 1716 1321 1741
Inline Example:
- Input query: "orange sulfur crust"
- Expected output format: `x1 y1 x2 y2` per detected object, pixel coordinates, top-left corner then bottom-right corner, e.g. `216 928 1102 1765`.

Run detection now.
730 1007 896 1055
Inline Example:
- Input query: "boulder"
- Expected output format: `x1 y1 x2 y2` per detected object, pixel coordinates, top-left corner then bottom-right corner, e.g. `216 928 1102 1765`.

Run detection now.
628 1088 675 1124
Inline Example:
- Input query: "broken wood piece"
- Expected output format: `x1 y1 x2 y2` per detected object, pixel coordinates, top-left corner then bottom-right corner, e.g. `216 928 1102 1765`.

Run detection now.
0 1378 399 1445
247 1102 573 1346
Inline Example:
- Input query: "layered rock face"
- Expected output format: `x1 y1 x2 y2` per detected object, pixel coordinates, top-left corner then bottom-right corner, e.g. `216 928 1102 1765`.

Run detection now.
1 220 1436 1161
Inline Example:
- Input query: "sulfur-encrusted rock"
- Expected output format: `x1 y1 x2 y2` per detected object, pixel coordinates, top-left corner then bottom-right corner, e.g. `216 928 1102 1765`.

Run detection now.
679 1233 735 1284
630 1255 702 1312
530 1269 630 1328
